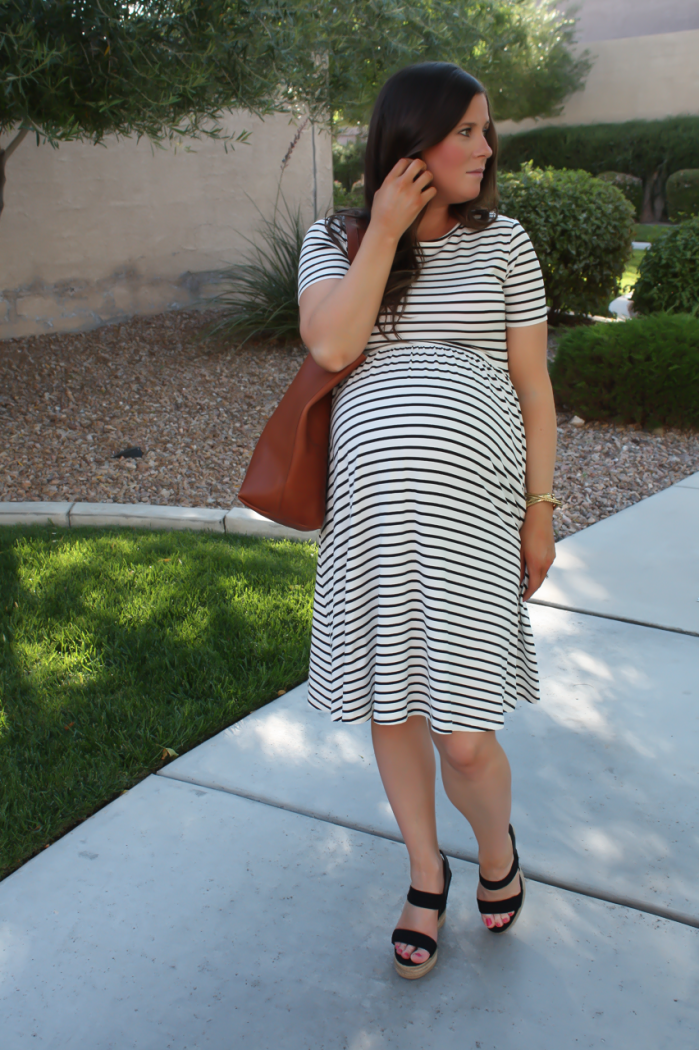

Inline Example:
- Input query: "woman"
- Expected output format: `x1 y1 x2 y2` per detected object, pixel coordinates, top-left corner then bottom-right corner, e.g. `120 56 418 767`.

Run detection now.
298 62 557 979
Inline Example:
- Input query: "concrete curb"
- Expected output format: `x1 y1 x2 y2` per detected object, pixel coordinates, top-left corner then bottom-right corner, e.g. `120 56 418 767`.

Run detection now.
0 501 320 543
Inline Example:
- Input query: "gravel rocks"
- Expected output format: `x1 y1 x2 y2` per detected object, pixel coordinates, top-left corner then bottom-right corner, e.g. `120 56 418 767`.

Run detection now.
552 421 698 540
0 310 305 514
1 309 698 543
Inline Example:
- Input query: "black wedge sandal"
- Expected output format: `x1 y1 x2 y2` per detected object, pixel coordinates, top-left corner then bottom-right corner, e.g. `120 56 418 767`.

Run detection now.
391 850 452 979
477 824 526 934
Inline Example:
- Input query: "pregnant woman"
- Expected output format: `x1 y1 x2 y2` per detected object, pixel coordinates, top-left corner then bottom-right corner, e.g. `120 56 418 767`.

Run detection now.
298 62 558 979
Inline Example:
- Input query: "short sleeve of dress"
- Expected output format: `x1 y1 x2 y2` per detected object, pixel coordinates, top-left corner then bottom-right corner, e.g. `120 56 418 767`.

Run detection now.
504 222 548 327
297 218 350 302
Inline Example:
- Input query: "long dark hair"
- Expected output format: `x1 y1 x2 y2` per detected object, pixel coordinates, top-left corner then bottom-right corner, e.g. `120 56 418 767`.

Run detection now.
326 62 499 335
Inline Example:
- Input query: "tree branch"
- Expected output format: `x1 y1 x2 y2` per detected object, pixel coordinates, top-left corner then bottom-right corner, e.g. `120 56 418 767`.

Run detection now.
3 127 30 161
0 127 30 219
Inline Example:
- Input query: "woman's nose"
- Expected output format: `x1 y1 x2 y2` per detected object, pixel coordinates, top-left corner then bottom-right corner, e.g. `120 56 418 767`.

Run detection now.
476 134 493 158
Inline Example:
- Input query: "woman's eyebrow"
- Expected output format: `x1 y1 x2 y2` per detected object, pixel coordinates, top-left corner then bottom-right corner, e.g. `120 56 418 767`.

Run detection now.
457 121 490 129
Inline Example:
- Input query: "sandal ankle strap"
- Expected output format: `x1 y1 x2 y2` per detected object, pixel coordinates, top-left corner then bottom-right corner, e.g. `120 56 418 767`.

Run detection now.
406 850 452 912
478 825 520 891
407 885 443 910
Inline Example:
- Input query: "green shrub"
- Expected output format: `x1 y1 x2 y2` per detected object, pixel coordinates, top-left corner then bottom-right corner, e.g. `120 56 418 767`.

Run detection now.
549 313 699 429
632 217 699 315
596 172 643 220
666 169 699 221
333 180 365 210
498 117 699 221
498 162 635 320
332 138 366 191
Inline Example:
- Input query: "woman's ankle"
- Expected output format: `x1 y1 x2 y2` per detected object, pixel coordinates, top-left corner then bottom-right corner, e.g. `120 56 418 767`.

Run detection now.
408 849 444 888
478 837 514 878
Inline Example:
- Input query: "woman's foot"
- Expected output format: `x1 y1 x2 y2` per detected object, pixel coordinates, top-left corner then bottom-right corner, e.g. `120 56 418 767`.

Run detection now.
393 853 445 964
477 848 521 929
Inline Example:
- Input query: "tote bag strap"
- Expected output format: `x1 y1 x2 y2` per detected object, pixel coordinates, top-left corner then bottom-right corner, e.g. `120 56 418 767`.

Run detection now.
237 212 369 531
345 213 368 261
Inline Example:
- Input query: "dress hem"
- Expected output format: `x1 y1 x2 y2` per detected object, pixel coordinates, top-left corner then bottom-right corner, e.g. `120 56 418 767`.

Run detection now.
306 694 533 734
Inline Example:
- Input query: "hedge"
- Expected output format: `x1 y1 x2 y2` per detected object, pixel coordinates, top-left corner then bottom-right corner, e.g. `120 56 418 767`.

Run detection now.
498 117 699 221
549 313 699 429
498 163 635 320
632 217 699 315
666 170 699 221
596 172 643 220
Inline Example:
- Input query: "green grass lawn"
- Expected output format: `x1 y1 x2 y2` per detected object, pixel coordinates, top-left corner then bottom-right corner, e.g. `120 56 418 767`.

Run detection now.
620 248 646 296
0 525 318 880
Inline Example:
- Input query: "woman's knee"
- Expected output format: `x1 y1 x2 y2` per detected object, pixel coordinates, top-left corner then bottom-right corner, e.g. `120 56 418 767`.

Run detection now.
433 729 494 774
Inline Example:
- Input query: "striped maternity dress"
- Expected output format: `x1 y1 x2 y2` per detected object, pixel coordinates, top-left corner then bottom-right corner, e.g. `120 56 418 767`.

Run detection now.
297 214 549 734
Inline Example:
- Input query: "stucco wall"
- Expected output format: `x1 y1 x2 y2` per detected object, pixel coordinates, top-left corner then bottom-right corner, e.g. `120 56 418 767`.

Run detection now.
556 0 699 42
497 29 699 135
0 111 332 340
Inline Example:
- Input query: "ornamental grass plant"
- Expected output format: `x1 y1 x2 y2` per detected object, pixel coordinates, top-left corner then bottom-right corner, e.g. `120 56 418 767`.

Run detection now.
204 195 306 345
549 313 699 429
0 526 317 880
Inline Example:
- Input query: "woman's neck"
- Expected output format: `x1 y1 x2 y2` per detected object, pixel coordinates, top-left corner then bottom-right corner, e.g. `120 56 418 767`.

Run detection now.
416 204 457 242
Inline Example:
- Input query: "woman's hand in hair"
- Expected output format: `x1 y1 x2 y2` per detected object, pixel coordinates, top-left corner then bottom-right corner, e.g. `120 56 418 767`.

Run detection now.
370 158 437 241
300 158 435 372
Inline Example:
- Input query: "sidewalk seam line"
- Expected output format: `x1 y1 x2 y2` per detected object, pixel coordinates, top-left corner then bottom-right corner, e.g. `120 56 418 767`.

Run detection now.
156 768 699 930
528 599 699 638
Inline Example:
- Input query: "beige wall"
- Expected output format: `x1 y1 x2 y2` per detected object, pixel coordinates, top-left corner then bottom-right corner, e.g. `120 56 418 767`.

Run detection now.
0 111 333 340
555 0 699 42
497 29 699 135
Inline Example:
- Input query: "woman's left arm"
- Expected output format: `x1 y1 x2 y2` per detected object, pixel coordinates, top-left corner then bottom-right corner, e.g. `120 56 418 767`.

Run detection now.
507 320 557 601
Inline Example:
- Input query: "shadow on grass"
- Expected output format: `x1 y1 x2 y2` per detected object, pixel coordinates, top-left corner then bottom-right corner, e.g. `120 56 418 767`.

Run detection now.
0 525 317 880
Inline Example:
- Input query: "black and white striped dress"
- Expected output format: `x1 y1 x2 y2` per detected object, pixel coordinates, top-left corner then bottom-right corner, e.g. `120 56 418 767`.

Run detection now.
298 214 548 733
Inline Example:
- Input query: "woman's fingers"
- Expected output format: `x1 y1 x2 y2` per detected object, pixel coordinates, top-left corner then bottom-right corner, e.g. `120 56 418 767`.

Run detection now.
394 158 435 192
414 170 435 193
389 156 425 180
521 557 553 600
371 157 437 240
520 505 556 600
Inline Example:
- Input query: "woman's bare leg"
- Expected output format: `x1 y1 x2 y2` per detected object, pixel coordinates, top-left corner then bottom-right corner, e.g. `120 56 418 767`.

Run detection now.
371 715 444 964
430 728 520 928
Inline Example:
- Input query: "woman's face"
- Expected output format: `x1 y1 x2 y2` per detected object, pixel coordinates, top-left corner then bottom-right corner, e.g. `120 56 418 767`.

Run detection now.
420 93 493 205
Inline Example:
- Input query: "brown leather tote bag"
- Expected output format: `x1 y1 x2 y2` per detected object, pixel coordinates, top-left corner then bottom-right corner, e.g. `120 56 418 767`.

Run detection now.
238 215 369 531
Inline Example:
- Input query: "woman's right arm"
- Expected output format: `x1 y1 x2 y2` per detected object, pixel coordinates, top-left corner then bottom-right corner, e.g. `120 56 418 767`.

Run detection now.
299 158 436 372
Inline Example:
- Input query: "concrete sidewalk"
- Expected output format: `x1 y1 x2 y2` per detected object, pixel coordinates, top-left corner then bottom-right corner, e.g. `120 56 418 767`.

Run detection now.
2 476 698 1049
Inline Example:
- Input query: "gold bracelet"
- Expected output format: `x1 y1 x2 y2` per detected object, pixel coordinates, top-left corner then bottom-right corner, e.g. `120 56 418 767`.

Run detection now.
525 492 563 509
